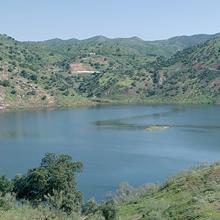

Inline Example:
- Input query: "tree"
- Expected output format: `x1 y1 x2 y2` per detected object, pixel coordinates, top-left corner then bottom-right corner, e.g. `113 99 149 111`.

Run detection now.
13 153 83 213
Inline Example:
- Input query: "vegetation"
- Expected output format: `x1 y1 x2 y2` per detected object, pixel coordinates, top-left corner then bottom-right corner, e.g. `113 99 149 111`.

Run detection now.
118 163 220 220
1 33 220 219
13 153 83 213
145 125 171 131
0 153 118 220
0 153 220 219
0 33 220 109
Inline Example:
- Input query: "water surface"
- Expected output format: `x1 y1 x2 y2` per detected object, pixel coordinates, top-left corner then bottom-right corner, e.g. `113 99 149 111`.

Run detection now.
0 104 220 200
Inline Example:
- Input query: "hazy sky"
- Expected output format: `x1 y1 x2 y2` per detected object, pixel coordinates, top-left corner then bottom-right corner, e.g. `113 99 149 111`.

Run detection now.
0 0 219 41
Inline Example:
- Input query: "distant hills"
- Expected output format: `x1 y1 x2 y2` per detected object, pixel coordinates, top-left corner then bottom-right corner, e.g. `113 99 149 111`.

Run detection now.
0 32 220 108
37 32 220 56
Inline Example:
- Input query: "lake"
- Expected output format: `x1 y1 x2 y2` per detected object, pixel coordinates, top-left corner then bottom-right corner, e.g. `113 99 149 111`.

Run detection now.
0 104 220 201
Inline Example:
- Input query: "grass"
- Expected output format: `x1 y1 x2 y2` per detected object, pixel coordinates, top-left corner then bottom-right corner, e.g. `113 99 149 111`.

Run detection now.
118 163 220 220
0 205 81 220
55 93 95 108
116 78 134 88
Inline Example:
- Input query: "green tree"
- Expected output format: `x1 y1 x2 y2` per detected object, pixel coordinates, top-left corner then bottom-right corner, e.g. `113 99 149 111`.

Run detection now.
13 153 83 213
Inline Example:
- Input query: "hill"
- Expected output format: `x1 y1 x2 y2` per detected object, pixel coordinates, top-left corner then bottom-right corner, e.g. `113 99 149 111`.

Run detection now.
75 37 220 104
0 34 93 108
0 162 220 219
152 37 220 103
37 32 220 57
118 162 220 220
0 32 220 109
154 32 220 52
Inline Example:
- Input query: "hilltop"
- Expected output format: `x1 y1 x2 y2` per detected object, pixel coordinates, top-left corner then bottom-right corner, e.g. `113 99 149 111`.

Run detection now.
0 32 220 109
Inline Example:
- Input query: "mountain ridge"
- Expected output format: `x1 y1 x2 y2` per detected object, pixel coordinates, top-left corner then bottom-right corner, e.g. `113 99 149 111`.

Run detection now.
18 32 220 44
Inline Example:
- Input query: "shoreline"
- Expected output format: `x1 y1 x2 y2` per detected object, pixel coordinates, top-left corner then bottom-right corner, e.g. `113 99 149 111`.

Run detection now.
0 97 219 113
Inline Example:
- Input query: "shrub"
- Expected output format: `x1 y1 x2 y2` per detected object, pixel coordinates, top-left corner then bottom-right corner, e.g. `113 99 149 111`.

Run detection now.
10 89 16 95
0 80 10 87
63 90 69 96
115 182 159 203
26 90 36 96
100 200 117 220
82 198 98 216
20 70 29 78
0 176 13 196
29 74 38 81
45 189 81 214
0 193 16 211
41 95 47 100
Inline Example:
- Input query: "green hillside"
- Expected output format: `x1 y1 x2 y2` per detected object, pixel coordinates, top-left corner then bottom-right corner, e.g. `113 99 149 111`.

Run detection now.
76 37 220 104
152 37 220 103
0 155 220 220
118 163 220 220
0 34 93 108
0 33 220 109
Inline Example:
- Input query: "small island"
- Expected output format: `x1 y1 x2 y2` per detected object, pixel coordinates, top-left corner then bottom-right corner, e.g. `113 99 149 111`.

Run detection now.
145 125 171 131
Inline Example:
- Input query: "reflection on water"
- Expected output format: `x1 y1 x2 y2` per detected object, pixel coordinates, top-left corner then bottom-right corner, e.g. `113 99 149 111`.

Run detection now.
0 131 37 139
0 104 220 200
95 108 178 125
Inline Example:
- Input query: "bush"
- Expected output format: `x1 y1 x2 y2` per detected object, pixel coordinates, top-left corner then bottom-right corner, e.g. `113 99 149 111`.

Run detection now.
41 95 47 100
115 182 159 203
0 176 13 196
0 193 16 211
20 70 29 78
10 89 16 95
26 90 36 96
63 90 69 96
100 200 117 220
45 189 82 214
29 74 38 81
82 198 98 216
20 71 38 82
0 80 10 87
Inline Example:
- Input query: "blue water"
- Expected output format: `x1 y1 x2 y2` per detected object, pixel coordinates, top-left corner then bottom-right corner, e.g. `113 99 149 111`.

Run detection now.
0 104 220 200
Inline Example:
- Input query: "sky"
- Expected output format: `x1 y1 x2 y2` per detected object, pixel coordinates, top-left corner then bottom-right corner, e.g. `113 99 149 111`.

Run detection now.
0 0 220 41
